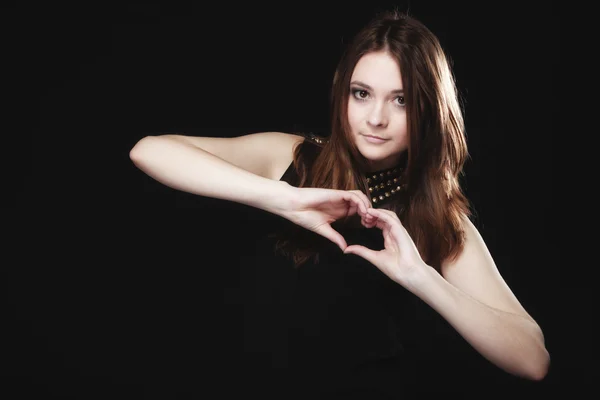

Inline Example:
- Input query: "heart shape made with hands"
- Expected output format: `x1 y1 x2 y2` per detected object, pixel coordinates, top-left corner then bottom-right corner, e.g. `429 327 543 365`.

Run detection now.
286 186 426 285
341 207 427 286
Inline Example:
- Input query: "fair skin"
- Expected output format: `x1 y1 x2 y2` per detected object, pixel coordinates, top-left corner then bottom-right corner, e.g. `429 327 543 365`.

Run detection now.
343 51 549 381
348 51 408 172
345 208 550 380
129 53 549 381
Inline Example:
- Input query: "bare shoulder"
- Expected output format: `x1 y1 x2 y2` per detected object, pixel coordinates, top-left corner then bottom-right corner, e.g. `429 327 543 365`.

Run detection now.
264 132 306 180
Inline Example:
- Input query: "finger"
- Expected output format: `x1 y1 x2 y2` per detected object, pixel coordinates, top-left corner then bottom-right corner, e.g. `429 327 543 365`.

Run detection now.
346 202 358 218
367 209 405 236
362 214 377 229
375 208 400 221
361 208 376 224
366 217 377 229
350 190 372 210
344 244 379 265
343 191 368 215
352 192 369 215
367 208 401 223
316 224 348 251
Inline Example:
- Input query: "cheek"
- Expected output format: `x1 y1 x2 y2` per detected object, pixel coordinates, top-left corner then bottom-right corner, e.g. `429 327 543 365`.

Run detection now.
392 112 408 132
347 102 362 131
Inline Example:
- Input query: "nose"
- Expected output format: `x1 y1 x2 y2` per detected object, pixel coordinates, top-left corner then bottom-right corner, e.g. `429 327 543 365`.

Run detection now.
367 102 388 127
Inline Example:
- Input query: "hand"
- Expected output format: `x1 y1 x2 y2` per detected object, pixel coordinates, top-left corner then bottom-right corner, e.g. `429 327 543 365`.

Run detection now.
343 208 428 286
281 187 372 251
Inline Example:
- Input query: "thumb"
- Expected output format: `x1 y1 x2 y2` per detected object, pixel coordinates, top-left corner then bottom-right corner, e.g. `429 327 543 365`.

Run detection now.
344 245 377 264
316 224 348 251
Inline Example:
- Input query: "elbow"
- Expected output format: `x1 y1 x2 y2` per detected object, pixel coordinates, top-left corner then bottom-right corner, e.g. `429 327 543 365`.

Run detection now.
129 136 158 167
130 134 180 164
129 137 145 165
525 347 550 381
522 320 550 381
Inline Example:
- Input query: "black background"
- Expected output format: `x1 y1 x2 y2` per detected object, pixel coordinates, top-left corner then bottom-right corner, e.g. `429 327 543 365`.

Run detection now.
4 1 581 398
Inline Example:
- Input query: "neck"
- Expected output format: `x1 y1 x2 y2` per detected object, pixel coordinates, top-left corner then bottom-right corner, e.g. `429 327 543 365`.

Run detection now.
364 161 406 207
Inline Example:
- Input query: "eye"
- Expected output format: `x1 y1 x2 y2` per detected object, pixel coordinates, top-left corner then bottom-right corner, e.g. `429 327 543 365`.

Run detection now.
395 96 405 107
351 89 369 100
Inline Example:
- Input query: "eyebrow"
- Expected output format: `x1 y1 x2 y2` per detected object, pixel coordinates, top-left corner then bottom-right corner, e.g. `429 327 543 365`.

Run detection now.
350 80 404 94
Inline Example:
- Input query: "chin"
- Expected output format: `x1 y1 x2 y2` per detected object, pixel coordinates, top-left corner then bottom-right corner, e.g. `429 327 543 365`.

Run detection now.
360 152 393 168
357 144 386 157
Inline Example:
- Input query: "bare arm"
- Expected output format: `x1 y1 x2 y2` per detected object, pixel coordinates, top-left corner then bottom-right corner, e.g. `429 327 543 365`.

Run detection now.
344 210 550 380
411 218 549 380
129 132 301 215
411 267 549 380
130 132 373 249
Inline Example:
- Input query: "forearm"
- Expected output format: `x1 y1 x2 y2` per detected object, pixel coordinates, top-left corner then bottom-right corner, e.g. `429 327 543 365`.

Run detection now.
129 135 294 214
407 267 549 380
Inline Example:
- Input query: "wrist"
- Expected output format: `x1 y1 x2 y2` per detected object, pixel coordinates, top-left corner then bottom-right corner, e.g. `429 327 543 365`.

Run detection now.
261 180 298 217
402 262 440 297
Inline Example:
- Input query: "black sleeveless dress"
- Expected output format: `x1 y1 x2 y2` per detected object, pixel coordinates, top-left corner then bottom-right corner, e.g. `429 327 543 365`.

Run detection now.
238 136 425 397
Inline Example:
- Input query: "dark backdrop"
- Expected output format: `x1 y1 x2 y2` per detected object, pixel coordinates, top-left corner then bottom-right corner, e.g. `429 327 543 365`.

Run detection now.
4 1 580 398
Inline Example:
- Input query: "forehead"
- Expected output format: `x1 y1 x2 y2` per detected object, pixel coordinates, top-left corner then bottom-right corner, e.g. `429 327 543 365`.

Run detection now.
351 51 403 88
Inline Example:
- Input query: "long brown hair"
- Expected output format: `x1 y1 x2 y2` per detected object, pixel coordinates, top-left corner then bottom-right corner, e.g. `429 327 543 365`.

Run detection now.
274 10 471 272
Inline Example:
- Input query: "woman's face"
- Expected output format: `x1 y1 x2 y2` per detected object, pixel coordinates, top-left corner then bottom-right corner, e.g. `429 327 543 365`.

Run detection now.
347 50 408 172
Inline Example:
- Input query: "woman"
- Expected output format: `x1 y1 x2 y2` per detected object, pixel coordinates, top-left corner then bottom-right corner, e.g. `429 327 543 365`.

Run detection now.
130 10 549 394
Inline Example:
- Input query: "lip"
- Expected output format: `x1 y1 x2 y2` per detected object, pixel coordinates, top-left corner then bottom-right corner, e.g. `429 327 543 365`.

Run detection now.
362 134 388 144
